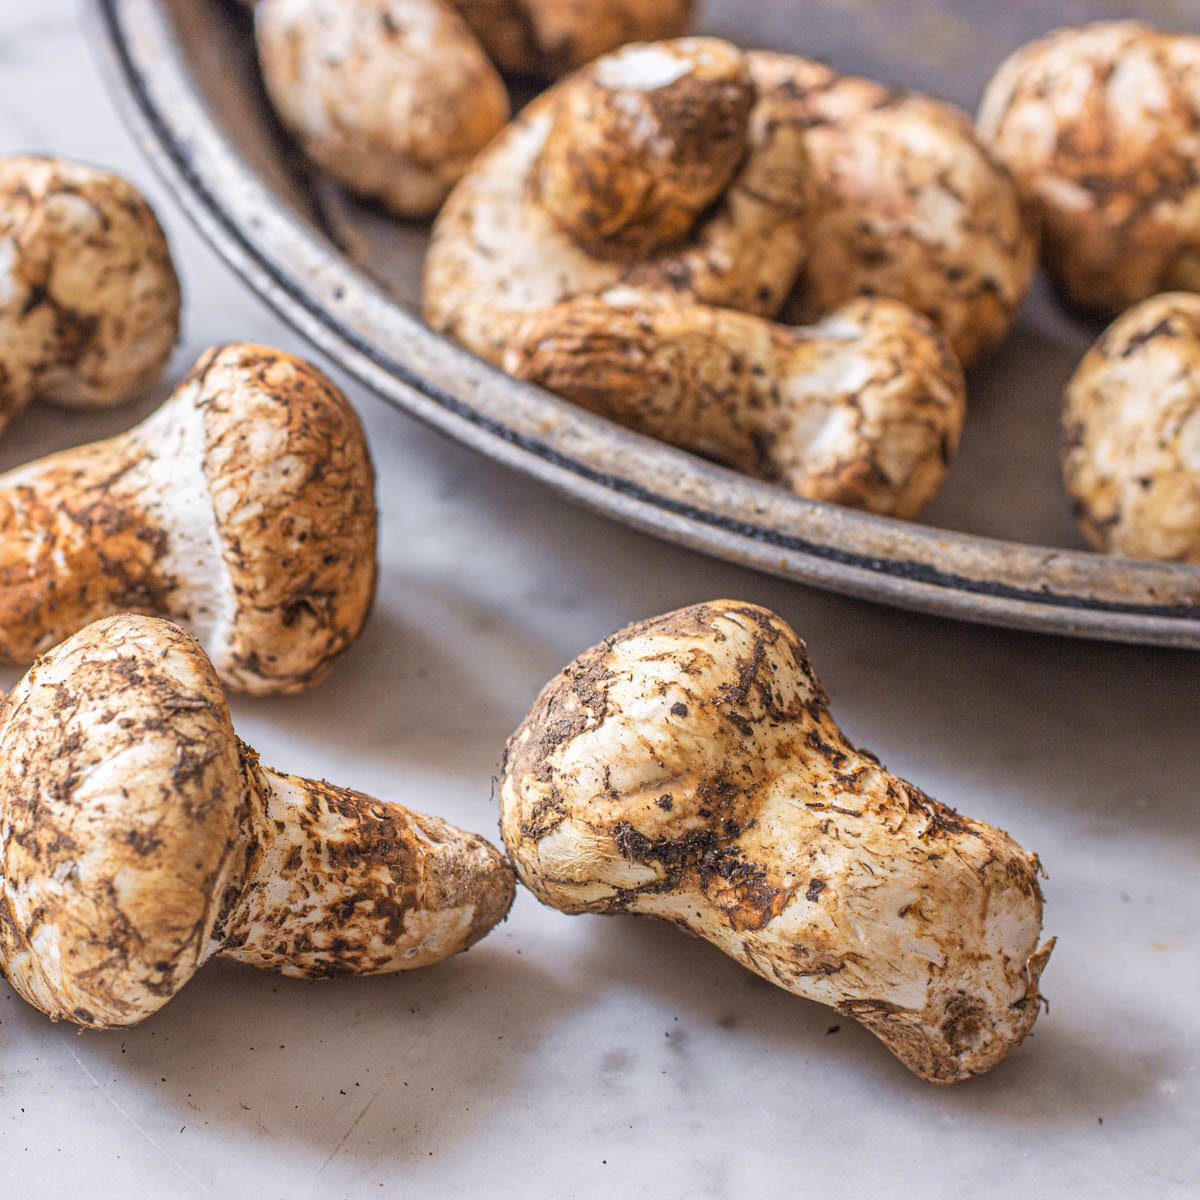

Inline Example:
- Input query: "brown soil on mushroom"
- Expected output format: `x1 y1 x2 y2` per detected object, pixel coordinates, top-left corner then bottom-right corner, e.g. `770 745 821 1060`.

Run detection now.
978 21 1200 316
501 601 1052 1083
427 40 967 519
253 0 694 218
1063 292 1200 562
0 343 378 695
0 615 514 1027
0 156 179 428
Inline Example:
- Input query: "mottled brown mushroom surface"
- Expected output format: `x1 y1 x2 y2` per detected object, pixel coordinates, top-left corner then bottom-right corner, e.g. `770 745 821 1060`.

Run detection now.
0 342 378 694
424 39 816 360
535 36 755 260
255 0 511 219
425 38 965 517
1064 292 1200 562
0 155 179 432
0 615 515 1028
449 0 694 76
506 296 965 519
253 0 694 218
978 20 1200 317
501 601 1052 1083
752 55 1037 365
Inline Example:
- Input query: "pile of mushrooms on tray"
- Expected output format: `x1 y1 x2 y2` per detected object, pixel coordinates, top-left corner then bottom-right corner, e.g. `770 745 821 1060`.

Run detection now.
1 10 1198 1088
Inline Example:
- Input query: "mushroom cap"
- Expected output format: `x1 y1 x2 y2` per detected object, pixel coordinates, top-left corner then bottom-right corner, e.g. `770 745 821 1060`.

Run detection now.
0 155 180 414
536 38 754 258
183 343 378 694
978 20 1200 317
255 0 511 218
753 55 1036 365
1063 292 1200 562
0 615 245 1027
449 0 695 77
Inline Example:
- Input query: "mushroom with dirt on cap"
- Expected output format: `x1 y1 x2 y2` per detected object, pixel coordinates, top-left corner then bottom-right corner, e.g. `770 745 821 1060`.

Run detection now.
0 613 516 1028
250 0 695 219
0 155 180 435
755 54 1037 366
1063 291 1200 563
978 20 1200 317
425 38 967 519
501 600 1054 1084
0 342 377 695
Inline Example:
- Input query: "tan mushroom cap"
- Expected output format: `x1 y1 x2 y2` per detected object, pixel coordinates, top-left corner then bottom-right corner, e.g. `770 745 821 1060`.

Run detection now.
254 0 695 219
188 343 379 692
0 615 516 1028
1064 292 1200 562
0 616 246 1026
536 37 754 259
752 55 1036 365
978 20 1200 317
0 156 180 429
501 601 1053 1083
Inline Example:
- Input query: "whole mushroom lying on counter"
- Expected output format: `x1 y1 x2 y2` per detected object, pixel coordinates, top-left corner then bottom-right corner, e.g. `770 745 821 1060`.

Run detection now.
1064 292 1200 563
501 601 1054 1084
0 342 377 695
0 155 179 437
251 0 694 218
0 614 515 1028
425 38 973 519
979 20 1200 318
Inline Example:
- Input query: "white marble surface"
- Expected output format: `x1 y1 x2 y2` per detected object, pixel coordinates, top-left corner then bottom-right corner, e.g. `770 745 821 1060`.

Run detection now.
1 4 1198 1197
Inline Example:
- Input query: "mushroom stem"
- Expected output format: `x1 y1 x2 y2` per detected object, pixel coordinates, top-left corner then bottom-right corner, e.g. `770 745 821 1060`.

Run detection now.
214 751 516 978
0 392 227 663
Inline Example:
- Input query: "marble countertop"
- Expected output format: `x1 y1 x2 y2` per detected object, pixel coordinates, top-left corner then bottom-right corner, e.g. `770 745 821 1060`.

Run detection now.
1 4 1197 1197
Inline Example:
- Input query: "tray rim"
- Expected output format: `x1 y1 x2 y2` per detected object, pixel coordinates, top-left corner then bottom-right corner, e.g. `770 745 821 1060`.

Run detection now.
93 0 1200 650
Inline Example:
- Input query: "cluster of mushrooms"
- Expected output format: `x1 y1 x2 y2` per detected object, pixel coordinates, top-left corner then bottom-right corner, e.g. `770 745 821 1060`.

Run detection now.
247 5 1200 560
3 11 1199 1087
0 139 1048 1090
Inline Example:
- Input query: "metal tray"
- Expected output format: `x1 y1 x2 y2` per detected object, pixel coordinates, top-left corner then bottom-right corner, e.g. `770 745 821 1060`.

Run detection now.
95 0 1200 648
